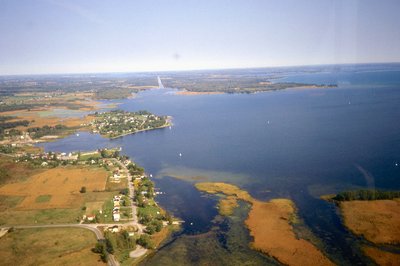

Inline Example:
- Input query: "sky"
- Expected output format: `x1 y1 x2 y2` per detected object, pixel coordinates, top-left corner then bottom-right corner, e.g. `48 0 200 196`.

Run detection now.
0 0 399 75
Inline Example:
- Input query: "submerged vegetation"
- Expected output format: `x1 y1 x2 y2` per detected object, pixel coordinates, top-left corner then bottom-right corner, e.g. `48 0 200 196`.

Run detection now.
195 182 334 266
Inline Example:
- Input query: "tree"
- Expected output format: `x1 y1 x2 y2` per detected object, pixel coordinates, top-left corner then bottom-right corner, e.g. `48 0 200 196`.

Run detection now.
165 212 173 225
120 188 129 195
105 238 114 254
137 234 154 249
80 186 87 193
92 242 108 262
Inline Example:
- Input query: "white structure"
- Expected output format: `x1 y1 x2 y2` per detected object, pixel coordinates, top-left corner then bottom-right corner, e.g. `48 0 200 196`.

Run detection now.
113 212 120 222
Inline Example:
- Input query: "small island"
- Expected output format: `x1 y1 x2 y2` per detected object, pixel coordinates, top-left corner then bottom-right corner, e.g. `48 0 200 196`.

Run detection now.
90 110 171 139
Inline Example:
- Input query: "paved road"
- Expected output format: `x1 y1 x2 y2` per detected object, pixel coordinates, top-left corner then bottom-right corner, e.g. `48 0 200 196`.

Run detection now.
110 158 138 224
0 223 123 266
0 158 147 266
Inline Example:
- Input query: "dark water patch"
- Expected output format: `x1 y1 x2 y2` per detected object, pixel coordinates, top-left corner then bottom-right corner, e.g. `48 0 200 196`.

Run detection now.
292 191 376 265
153 176 218 234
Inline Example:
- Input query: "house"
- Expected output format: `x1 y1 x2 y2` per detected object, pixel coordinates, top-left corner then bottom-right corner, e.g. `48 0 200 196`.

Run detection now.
111 225 119 232
113 212 120 222
87 215 96 222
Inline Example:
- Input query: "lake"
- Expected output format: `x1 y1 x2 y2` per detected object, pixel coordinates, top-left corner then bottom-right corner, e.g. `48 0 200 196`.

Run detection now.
39 64 400 265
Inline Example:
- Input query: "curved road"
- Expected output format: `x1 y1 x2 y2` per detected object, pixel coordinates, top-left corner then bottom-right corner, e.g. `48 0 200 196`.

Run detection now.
0 159 146 266
0 223 120 266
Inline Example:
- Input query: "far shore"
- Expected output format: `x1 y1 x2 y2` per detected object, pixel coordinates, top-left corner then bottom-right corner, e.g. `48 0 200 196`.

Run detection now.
175 90 224 96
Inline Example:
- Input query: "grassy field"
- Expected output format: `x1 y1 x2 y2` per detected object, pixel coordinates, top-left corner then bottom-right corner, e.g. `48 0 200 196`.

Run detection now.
35 195 52 203
0 208 83 225
339 199 400 244
0 155 43 185
0 227 105 266
106 176 128 191
0 166 108 210
0 165 112 225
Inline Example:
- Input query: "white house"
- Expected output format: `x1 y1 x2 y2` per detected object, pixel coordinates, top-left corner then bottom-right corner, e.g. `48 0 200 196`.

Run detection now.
113 212 120 222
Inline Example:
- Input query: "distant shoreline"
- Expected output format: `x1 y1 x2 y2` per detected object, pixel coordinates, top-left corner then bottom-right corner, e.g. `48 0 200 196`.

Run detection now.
175 91 224 96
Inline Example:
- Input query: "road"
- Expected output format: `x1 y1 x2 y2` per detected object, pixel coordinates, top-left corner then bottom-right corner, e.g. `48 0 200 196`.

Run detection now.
0 158 145 266
109 158 138 225
0 223 124 266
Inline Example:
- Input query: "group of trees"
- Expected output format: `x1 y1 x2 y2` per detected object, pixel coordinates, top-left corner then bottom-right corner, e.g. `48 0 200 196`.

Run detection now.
136 177 154 203
104 230 137 253
333 189 400 201
0 116 30 139
92 241 108 262
0 144 15 154
99 148 120 159
0 103 40 112
127 162 144 176
27 124 68 139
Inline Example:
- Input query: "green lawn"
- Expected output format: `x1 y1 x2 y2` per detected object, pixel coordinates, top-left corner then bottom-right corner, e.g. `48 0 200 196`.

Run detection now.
35 195 52 203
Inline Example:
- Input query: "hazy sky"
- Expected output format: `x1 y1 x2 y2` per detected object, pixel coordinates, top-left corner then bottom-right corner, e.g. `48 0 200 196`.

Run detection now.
0 0 399 75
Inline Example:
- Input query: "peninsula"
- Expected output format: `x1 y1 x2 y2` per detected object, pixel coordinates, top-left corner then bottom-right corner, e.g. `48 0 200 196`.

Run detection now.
90 110 171 139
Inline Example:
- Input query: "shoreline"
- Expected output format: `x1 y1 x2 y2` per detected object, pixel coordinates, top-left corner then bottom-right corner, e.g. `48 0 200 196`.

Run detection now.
106 121 172 140
322 194 400 265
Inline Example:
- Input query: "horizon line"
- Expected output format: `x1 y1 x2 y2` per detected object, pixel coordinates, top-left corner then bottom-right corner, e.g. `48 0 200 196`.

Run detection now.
1 61 399 77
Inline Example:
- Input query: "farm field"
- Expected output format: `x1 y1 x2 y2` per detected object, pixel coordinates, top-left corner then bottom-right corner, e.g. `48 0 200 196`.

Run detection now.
0 165 113 225
0 227 105 266
0 166 108 210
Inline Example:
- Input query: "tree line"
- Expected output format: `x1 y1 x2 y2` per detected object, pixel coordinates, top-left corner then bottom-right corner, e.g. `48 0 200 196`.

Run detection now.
333 189 400 201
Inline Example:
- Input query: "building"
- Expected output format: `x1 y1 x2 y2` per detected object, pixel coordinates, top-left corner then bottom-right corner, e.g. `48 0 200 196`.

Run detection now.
113 212 120 222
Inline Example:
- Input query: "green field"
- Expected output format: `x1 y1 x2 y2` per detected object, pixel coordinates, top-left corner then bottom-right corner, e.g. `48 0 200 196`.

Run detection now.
35 195 52 203
0 227 105 266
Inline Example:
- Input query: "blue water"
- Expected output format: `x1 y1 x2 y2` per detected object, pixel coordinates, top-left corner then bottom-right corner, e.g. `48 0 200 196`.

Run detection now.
39 64 400 264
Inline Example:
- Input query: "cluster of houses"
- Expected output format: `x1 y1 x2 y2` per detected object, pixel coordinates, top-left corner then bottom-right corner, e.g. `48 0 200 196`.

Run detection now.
113 195 122 222
15 151 79 166
90 111 162 136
